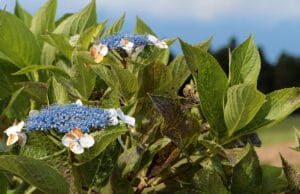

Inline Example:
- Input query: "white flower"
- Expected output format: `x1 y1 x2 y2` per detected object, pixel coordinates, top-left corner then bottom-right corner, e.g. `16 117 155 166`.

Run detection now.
120 38 134 53
69 34 80 47
75 99 83 106
147 34 168 49
107 108 135 127
61 128 95 154
4 121 26 146
90 42 108 63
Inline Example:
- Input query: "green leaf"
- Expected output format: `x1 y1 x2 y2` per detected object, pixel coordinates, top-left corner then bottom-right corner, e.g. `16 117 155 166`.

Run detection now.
71 51 97 100
134 16 156 35
19 132 62 159
237 87 300 136
280 154 300 191
74 125 128 165
199 140 226 157
261 165 288 193
193 168 229 194
229 34 261 86
0 172 8 194
223 143 252 167
138 62 172 97
42 33 73 59
110 63 138 102
48 76 69 104
102 13 125 37
16 82 48 103
167 37 213 96
41 0 96 65
0 11 40 67
231 145 262 194
3 88 30 120
180 39 227 136
139 138 171 170
13 64 70 78
0 155 69 194
80 20 108 49
14 1 32 28
30 0 57 45
224 84 265 136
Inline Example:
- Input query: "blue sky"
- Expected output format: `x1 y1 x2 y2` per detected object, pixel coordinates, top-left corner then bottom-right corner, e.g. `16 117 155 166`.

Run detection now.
3 0 300 63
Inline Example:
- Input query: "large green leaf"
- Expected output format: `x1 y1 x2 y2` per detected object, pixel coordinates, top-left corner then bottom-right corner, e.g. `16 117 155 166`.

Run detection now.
261 165 288 194
236 87 300 136
192 168 229 194
0 11 40 67
80 20 108 49
102 14 125 37
30 0 57 45
166 37 213 96
0 155 69 194
3 88 30 120
134 16 156 35
48 76 69 104
138 62 172 97
180 39 227 136
231 145 262 194
14 1 32 28
74 125 128 165
16 81 48 103
229 34 261 86
42 32 73 60
71 51 97 100
41 0 96 65
224 84 265 136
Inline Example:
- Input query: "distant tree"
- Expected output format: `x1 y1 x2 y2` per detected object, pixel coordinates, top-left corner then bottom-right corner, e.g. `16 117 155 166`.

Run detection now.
274 53 300 89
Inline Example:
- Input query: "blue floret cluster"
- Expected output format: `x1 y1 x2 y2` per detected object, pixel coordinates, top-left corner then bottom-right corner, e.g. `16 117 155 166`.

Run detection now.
25 103 115 133
97 34 152 49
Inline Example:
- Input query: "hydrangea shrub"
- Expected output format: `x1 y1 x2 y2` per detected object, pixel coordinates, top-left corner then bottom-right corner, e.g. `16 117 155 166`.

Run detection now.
0 0 300 193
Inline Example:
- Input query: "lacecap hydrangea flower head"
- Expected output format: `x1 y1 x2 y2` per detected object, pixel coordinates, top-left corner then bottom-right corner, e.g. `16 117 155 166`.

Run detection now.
4 100 135 154
90 34 168 63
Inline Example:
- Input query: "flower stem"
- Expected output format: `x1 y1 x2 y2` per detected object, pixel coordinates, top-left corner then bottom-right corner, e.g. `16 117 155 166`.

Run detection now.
69 151 83 194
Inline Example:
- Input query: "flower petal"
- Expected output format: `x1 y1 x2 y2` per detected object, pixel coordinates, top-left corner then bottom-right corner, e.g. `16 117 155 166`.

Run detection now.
75 99 83 106
29 110 40 117
79 134 95 148
6 133 18 146
61 133 77 147
147 34 168 49
116 109 135 126
106 109 119 125
120 38 134 53
69 142 84 154
4 121 25 135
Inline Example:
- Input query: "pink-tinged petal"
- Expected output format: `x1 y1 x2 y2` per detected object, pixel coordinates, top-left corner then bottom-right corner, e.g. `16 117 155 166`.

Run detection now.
79 134 94 148
6 133 18 146
69 142 84 154
72 128 84 138
61 133 77 147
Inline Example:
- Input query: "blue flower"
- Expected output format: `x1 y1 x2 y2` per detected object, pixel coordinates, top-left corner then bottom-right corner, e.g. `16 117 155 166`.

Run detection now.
90 34 168 63
25 100 135 133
